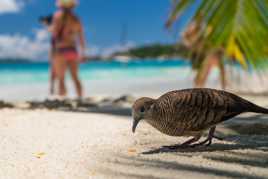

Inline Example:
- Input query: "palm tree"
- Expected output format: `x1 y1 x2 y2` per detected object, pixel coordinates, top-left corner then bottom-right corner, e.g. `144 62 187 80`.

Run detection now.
166 0 268 88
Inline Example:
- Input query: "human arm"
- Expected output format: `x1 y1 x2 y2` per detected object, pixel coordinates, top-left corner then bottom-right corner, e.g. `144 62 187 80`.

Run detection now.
51 11 63 39
78 21 86 61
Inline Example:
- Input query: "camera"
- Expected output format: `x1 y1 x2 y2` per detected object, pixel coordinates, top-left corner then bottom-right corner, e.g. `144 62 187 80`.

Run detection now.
39 15 53 26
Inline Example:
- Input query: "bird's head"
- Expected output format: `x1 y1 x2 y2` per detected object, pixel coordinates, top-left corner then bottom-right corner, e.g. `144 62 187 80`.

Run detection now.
132 97 155 133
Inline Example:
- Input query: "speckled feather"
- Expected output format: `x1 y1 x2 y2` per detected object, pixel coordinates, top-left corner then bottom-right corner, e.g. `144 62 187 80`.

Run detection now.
138 88 268 137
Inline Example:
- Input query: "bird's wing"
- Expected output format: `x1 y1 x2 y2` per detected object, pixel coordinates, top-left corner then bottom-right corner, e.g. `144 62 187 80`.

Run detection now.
158 89 237 131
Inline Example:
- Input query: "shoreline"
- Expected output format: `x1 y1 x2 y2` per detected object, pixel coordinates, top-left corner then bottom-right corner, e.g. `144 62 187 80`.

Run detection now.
1 89 268 109
1 60 268 102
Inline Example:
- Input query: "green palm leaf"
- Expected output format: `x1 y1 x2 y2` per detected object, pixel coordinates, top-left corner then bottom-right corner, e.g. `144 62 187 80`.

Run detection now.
167 0 268 70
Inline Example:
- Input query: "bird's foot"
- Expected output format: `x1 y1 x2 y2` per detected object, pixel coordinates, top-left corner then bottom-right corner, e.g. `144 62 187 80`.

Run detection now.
162 136 201 150
191 137 212 147
160 134 223 150
191 134 223 147
190 126 224 147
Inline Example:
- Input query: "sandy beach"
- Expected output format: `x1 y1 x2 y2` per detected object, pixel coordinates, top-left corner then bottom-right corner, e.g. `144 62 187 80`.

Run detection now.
1 0 268 178
0 95 268 179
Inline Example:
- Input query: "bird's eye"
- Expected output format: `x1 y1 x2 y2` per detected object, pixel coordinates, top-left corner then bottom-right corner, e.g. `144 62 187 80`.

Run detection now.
140 106 145 113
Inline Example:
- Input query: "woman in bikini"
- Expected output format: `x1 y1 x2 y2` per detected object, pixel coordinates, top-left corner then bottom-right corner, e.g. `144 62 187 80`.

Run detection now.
52 0 86 98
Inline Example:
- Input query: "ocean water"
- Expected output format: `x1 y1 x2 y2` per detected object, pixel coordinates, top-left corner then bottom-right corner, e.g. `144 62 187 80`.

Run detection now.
0 59 190 85
1 59 266 101
0 59 198 101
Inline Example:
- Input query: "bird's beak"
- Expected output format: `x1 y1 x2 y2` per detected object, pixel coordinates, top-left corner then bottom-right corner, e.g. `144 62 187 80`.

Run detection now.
132 117 141 133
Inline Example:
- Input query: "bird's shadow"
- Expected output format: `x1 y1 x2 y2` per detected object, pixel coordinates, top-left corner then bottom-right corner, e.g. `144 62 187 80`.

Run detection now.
142 136 268 155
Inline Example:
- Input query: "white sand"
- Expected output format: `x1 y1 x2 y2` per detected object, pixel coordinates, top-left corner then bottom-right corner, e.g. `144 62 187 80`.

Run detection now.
0 108 268 179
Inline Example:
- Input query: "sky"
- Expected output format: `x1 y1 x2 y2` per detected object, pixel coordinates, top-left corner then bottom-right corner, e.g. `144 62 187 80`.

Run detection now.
0 0 194 60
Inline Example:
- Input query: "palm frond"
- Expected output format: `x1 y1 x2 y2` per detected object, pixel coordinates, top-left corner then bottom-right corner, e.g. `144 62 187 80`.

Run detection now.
167 0 268 70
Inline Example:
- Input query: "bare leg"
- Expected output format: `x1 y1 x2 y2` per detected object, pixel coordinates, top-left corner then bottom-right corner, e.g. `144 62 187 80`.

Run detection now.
194 58 213 88
49 53 57 95
68 60 83 98
54 55 67 97
219 60 226 90
163 134 202 150
50 65 57 95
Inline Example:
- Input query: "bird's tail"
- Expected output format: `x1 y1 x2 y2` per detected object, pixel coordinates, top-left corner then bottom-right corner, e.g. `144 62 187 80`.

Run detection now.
242 101 268 114
250 105 268 114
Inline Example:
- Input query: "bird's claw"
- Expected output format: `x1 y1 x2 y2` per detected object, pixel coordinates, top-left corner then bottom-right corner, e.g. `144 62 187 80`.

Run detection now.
191 138 212 147
205 140 212 146
161 132 224 149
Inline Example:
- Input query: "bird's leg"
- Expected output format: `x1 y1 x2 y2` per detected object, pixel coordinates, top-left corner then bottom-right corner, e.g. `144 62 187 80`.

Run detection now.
192 127 217 147
163 135 201 150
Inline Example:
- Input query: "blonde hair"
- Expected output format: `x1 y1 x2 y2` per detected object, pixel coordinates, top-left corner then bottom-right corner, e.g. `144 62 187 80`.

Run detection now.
57 0 77 8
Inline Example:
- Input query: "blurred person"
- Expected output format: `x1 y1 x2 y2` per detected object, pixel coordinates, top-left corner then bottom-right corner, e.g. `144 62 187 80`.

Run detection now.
39 15 57 95
182 14 226 89
182 14 204 49
52 0 86 98
194 48 226 89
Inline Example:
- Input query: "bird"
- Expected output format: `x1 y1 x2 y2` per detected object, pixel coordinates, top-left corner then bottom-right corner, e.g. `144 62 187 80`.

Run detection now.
132 88 268 149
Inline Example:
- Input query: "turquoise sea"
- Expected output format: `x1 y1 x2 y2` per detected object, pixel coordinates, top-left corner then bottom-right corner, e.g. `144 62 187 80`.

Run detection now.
0 59 190 85
0 59 226 101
